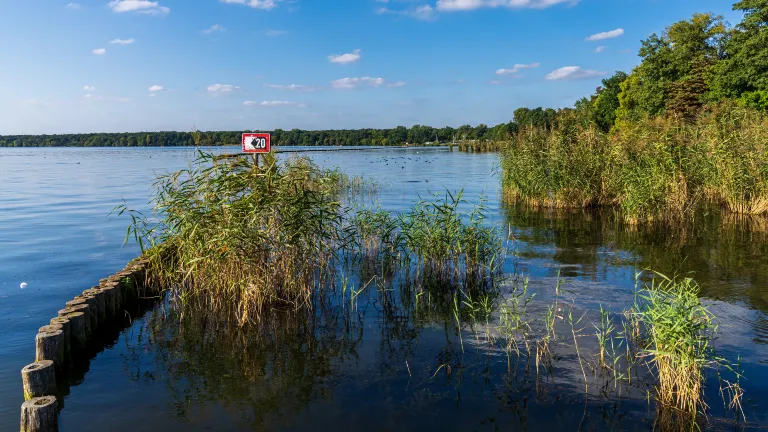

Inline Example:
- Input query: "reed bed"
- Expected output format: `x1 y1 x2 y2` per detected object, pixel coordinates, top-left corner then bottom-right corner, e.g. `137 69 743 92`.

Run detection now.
501 103 768 222
119 152 504 324
118 151 347 324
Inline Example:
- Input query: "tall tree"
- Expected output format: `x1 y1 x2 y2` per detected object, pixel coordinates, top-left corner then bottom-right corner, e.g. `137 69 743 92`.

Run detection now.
710 0 768 109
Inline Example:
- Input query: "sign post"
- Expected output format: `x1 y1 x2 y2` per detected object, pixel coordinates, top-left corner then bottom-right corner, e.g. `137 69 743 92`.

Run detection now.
242 133 271 166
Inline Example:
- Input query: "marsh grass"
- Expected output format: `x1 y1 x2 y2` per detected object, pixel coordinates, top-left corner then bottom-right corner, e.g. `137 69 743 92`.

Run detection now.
116 150 348 323
634 273 717 425
118 152 504 325
501 104 768 222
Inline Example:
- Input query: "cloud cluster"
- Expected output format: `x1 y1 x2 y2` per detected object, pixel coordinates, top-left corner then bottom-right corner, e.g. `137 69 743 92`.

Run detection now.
110 38 135 45
331 77 405 89
328 49 362 64
266 84 318 92
545 66 604 80
376 5 436 21
108 0 170 15
586 28 624 41
220 0 279 10
496 62 540 76
92 48 106 55
207 84 241 95
203 24 225 34
436 0 575 11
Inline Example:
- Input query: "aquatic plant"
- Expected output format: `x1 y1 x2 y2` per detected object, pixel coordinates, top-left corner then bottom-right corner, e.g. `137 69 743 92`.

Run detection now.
634 273 718 425
501 103 768 221
116 151 346 323
399 190 502 288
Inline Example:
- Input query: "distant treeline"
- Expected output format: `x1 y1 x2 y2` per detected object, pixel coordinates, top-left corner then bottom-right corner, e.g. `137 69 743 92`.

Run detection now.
0 123 522 148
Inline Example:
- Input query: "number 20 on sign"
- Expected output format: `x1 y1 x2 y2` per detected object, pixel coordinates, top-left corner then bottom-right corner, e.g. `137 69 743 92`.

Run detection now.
242 133 271 153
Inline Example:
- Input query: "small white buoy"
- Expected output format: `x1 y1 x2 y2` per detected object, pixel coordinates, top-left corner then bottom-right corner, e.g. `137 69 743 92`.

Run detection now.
20 282 28 289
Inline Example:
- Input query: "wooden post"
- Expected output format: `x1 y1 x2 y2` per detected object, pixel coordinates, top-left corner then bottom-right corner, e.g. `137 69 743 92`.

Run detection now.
21 361 56 400
20 396 58 432
49 317 71 366
65 304 91 340
78 294 100 334
35 330 63 370
99 282 119 322
63 312 87 351
83 288 106 325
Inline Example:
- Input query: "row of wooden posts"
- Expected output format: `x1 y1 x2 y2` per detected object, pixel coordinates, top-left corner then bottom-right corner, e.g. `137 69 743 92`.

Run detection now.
20 257 155 432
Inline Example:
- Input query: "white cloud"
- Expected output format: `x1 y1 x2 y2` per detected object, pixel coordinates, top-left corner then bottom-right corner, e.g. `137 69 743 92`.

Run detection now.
84 85 96 91
377 5 436 21
243 100 258 106
266 84 318 92
148 85 165 92
110 38 135 45
410 5 436 20
203 24 225 34
436 0 576 11
489 79 503 85
265 30 287 36
67 3 81 9
586 28 624 41
328 49 362 64
257 100 308 107
496 62 540 75
108 0 170 15
595 45 606 53
207 84 241 95
545 66 605 80
220 0 279 10
92 48 106 55
331 77 405 89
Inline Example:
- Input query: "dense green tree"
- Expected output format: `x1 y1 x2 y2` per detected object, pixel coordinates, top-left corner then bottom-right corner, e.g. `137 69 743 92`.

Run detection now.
592 72 628 131
617 13 727 122
710 0 768 109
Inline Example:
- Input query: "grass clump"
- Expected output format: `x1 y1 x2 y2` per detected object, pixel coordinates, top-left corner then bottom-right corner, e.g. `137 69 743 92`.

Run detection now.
634 273 735 426
118 151 345 322
399 191 502 288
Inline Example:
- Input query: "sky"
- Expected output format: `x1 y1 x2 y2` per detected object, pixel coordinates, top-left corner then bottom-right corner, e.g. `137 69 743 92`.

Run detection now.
0 0 744 134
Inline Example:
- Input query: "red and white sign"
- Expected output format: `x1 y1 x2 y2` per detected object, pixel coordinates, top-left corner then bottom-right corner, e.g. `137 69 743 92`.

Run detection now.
242 133 271 153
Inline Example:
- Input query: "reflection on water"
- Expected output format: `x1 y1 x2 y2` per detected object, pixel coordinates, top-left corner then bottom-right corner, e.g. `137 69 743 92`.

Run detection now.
2 147 768 430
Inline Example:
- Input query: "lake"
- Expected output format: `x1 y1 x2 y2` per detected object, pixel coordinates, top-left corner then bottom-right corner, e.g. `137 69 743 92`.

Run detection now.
1 147 767 431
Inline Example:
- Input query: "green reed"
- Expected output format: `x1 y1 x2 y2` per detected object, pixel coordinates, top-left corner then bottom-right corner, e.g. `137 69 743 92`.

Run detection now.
501 103 768 222
116 151 347 323
634 273 718 425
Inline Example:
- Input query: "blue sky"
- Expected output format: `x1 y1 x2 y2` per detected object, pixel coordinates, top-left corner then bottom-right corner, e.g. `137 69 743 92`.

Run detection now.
0 0 743 134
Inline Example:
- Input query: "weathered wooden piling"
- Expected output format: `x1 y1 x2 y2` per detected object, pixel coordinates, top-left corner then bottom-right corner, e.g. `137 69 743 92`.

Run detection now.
20 396 58 432
35 330 63 371
83 287 106 323
64 304 91 339
21 361 56 400
78 293 100 333
49 317 71 364
99 282 120 321
63 311 87 350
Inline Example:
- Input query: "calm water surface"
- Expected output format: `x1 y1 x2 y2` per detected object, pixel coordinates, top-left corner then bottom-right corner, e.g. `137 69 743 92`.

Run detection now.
1 147 767 431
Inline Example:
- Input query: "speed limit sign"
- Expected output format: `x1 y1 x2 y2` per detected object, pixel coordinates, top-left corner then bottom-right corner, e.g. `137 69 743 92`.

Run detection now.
242 133 271 153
